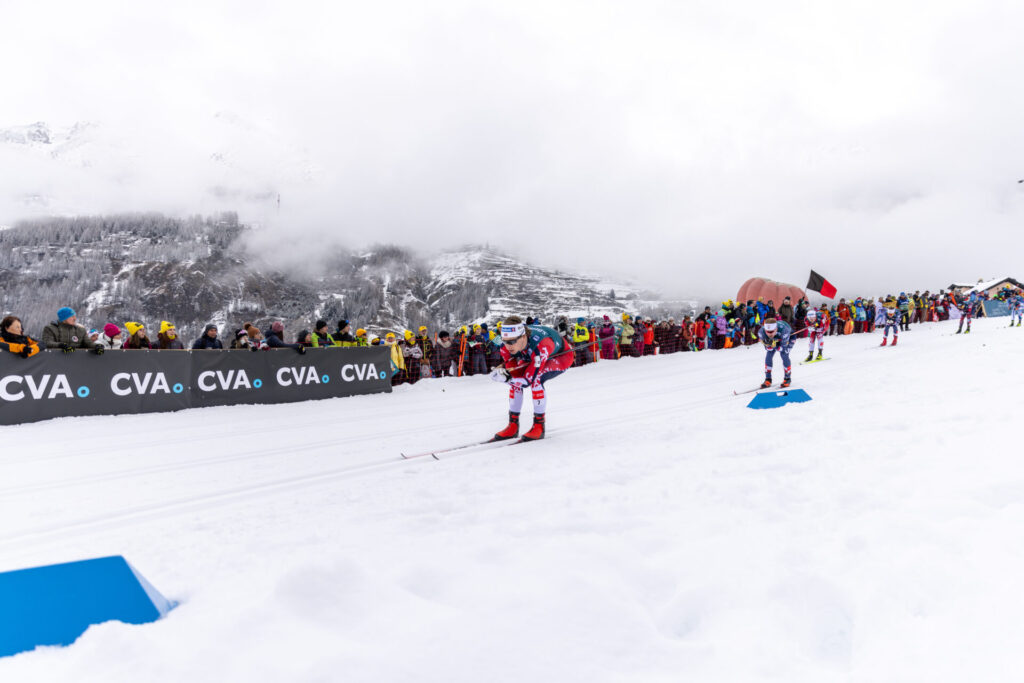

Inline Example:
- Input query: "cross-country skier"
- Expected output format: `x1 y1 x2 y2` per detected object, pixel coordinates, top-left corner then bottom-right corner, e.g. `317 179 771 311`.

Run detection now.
803 308 826 361
881 297 899 346
956 291 980 334
758 317 794 388
1009 292 1023 327
490 315 575 441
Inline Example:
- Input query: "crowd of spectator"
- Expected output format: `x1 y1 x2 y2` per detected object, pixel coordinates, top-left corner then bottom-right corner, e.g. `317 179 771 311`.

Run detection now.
0 288 1007 383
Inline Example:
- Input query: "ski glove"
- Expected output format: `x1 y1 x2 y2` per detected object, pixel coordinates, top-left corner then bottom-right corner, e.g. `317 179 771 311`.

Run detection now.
59 343 75 353
90 346 104 356
18 347 31 359
295 345 306 355
489 367 511 384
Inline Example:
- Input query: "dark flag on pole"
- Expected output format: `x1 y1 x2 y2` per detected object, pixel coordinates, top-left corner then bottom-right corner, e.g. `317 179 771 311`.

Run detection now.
806 270 837 299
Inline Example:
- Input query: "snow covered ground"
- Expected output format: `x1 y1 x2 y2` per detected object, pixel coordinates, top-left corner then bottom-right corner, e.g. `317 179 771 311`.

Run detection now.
2 318 1023 682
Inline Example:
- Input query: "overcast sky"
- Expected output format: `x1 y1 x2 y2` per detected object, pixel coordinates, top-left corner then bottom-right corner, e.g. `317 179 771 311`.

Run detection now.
2 1 1022 299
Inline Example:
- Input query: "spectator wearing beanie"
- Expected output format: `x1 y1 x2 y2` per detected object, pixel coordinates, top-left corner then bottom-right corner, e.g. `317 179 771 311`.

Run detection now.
122 322 152 349
41 307 98 352
311 320 333 348
432 330 457 377
157 321 185 350
230 328 255 350
383 332 405 385
332 319 356 347
99 323 122 350
598 315 617 360
264 321 305 353
192 324 223 350
243 323 268 350
415 325 433 369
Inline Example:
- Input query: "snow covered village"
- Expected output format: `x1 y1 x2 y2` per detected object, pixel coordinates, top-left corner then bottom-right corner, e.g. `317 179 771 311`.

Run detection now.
3 3 1024 682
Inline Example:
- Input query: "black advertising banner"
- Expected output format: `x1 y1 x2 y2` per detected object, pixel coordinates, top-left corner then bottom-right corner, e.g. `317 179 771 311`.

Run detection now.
0 347 391 425
189 347 392 407
0 350 191 425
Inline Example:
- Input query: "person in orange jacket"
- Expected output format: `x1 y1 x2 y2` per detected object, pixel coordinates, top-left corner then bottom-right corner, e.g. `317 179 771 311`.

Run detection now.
0 316 41 358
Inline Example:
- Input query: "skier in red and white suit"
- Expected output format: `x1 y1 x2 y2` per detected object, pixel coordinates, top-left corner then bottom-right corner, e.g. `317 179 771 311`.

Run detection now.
490 316 575 441
803 308 826 362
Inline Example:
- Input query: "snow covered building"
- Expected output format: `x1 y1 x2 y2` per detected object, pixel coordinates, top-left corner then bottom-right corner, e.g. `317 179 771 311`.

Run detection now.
948 277 1023 296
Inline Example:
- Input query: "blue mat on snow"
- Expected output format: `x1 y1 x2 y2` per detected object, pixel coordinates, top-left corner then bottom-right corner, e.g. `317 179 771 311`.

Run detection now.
0 555 176 658
747 388 813 409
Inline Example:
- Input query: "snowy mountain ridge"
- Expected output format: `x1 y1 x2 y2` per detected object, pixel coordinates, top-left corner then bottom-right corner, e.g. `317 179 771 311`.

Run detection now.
0 214 692 337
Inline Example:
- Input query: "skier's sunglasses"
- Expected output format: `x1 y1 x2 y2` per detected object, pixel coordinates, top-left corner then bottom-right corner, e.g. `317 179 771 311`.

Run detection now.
502 335 526 347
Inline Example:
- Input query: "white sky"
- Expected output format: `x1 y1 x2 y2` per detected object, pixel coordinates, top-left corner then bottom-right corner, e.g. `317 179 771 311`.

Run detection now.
2 0 1022 298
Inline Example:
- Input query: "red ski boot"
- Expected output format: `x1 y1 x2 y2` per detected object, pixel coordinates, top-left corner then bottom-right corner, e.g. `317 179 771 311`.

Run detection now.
780 376 792 388
891 336 897 346
760 376 772 389
880 337 887 346
521 414 546 441
492 412 520 441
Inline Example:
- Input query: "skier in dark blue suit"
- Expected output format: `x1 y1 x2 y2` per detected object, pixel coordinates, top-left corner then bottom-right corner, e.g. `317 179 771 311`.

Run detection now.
757 317 793 388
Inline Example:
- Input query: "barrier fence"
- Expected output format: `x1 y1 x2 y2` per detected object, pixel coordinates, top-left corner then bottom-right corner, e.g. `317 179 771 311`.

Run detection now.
0 347 391 425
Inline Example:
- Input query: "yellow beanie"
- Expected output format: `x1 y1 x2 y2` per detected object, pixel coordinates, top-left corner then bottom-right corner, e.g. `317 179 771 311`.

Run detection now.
404 330 414 339
160 320 175 335
124 321 144 336
356 328 367 337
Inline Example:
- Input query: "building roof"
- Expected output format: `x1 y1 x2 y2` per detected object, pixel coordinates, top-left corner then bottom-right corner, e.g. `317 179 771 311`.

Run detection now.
949 277 1023 293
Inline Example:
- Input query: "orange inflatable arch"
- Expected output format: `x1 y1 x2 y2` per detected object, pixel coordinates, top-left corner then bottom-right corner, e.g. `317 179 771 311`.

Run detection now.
736 277 806 305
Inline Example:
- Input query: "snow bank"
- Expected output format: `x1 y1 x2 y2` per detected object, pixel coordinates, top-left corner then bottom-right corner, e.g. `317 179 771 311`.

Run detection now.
2 318 1023 682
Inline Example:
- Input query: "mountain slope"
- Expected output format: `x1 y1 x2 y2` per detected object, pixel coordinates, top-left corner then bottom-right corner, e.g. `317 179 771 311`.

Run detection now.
0 214 687 337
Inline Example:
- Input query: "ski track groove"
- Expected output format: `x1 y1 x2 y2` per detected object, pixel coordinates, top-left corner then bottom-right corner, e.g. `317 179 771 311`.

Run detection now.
0 391 737 550
0 358 749 496
1 320 982 554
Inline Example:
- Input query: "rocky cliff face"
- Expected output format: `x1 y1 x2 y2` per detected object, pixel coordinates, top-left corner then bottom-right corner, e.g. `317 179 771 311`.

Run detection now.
0 213 693 340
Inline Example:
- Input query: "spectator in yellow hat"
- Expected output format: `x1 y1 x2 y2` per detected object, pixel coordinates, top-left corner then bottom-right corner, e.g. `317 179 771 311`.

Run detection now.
122 322 153 350
384 332 405 385
157 321 184 350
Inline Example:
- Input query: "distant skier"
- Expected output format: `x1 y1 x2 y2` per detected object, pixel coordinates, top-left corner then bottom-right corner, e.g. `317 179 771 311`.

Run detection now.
757 317 793 388
881 298 899 346
803 308 826 361
490 316 574 441
956 291 980 334
1010 292 1023 327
